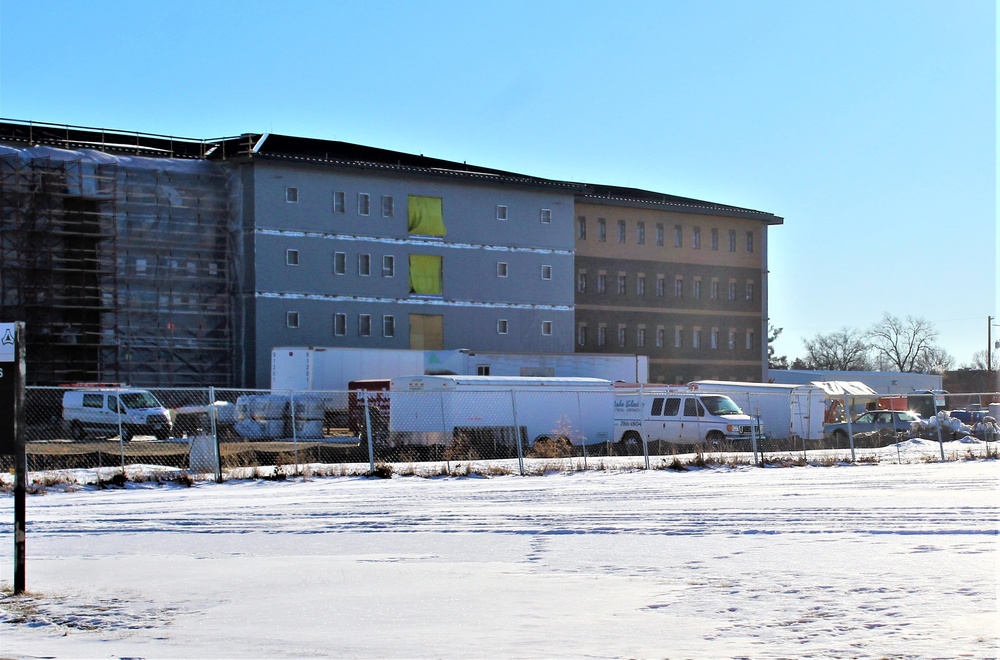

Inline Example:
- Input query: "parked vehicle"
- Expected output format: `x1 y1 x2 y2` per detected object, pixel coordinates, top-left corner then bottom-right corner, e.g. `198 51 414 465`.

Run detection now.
613 385 762 448
687 380 826 441
823 410 920 442
62 387 172 441
385 375 615 453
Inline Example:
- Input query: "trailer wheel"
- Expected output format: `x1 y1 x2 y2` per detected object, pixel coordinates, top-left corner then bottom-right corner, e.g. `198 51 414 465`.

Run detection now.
70 421 85 441
120 427 133 443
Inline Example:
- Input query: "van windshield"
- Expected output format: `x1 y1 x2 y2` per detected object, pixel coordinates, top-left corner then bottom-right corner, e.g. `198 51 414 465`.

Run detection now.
701 395 743 416
119 391 161 410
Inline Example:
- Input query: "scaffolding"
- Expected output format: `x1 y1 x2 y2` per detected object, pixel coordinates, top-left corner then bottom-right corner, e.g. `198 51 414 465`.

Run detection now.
0 144 238 387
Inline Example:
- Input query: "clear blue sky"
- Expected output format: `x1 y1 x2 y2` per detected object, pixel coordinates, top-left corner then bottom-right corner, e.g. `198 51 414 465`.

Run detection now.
1 0 996 366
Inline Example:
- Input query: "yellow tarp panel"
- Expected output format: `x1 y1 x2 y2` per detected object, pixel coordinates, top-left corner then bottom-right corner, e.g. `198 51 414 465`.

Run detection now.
409 254 443 294
408 195 446 236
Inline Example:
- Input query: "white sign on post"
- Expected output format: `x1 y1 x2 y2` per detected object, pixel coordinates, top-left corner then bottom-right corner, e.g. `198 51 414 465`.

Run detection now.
0 323 15 363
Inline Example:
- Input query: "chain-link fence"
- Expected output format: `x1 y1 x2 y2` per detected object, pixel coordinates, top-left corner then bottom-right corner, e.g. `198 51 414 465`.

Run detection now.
5 384 998 484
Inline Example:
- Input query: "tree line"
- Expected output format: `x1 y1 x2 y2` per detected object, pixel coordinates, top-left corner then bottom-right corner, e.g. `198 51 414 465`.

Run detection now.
768 313 984 374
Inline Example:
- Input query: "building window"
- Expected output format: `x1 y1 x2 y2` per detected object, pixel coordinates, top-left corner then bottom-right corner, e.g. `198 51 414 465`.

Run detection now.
358 193 370 216
408 195 445 236
578 216 587 240
477 365 490 376
359 314 371 337
286 249 299 266
382 195 394 218
541 265 552 280
746 329 754 350
656 326 665 348
496 205 508 221
674 276 683 298
577 272 587 293
286 311 300 328
497 319 508 334
637 221 645 245
618 325 627 347
333 191 345 213
656 276 665 297
359 254 371 276
617 220 626 243
577 324 587 346
285 187 298 203
746 281 755 301
674 225 683 247
711 228 719 251
334 252 346 275
728 280 737 301
636 275 645 297
656 223 664 246
693 278 701 299
134 259 148 274
540 208 552 224
693 329 702 349
334 313 346 336
637 327 646 348
598 218 607 242
674 327 683 348
598 325 607 347
409 254 443 295
597 273 607 294
383 315 395 337
746 231 754 253
729 230 737 252
729 329 736 350
617 274 626 295
711 328 719 349
693 227 701 249
542 321 553 336
383 255 395 277
497 262 508 277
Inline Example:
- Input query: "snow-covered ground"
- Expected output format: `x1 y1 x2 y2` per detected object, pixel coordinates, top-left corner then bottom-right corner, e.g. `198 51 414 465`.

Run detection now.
1 441 997 659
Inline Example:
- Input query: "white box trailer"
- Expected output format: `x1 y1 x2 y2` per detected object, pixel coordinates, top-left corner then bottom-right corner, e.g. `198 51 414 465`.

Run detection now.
386 375 615 449
424 350 648 382
687 380 827 441
272 347 426 391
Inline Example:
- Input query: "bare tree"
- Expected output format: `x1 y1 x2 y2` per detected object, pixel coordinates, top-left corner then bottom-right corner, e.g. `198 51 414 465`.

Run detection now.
802 328 872 370
767 322 789 370
868 313 952 373
962 349 999 371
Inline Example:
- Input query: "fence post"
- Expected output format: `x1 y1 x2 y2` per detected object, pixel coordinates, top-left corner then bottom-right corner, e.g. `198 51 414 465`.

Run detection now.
117 394 126 475
290 390 299 475
846 396 856 462
935 412 945 461
208 386 222 483
641 388 650 470
511 390 525 476
363 391 375 474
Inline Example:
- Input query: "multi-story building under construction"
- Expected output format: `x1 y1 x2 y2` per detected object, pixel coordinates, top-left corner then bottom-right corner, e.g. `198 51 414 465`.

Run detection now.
0 119 782 388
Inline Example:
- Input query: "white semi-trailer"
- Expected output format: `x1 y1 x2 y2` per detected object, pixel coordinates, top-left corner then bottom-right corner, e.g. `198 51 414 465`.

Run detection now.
271 347 648 392
688 380 827 441
385 375 615 450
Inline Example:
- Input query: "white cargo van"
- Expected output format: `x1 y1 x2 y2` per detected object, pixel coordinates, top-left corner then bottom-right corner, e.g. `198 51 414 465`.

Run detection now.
613 385 762 446
63 387 172 441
